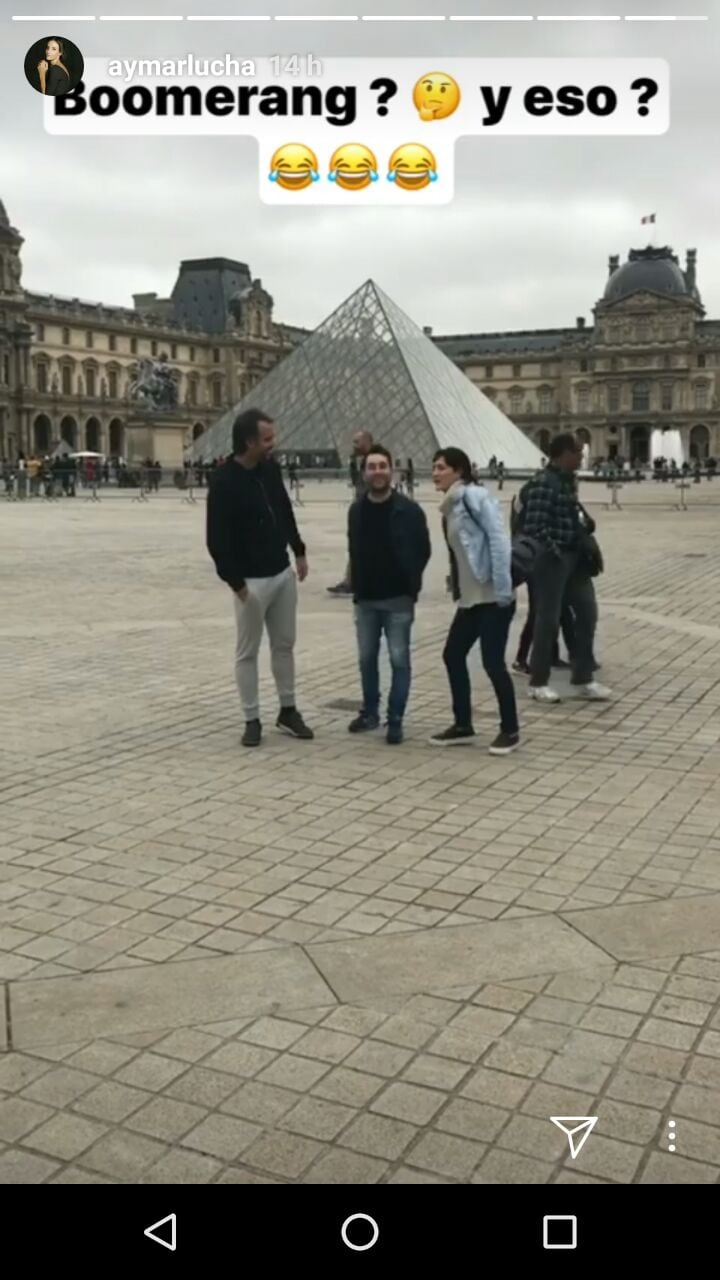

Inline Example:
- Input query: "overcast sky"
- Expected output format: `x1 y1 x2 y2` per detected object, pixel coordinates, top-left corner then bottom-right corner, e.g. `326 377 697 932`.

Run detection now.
1 0 718 336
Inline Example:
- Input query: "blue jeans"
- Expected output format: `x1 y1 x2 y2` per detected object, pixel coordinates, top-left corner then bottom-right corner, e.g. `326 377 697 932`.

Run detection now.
354 598 414 724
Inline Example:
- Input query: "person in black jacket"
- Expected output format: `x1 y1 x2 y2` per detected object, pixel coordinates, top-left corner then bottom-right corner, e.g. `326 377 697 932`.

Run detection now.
347 445 431 745
206 408 314 749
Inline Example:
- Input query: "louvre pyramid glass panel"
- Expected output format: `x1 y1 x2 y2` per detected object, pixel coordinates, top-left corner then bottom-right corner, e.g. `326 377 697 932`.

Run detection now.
192 280 544 468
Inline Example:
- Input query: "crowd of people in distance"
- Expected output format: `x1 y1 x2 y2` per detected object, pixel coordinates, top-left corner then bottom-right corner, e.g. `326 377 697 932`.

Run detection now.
205 410 610 754
0 452 168 498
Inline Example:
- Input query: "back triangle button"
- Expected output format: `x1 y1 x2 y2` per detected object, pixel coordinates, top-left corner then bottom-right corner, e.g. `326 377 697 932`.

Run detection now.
144 1213 176 1252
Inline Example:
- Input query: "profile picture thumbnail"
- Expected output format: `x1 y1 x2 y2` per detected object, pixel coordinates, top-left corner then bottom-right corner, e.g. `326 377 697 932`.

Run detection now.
24 36 84 97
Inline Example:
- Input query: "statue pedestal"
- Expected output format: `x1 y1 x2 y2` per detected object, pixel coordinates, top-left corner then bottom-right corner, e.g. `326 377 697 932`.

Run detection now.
126 414 186 469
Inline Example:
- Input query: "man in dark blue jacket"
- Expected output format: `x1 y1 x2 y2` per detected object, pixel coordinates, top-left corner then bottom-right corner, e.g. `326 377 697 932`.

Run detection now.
347 445 431 745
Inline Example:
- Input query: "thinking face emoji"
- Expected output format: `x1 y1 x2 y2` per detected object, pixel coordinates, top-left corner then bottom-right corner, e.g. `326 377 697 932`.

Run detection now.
328 143 378 191
269 143 319 191
387 144 438 192
413 72 461 122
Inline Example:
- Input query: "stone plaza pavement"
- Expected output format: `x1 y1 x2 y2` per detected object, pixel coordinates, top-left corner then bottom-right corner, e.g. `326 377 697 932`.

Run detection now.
0 477 719 1186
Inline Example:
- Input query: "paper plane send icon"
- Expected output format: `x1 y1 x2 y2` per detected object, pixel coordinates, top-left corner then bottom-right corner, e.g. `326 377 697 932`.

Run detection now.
550 1116 598 1159
144 1213 176 1252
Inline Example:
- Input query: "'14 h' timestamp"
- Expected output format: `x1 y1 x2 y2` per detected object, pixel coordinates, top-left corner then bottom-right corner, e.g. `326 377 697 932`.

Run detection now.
269 55 324 78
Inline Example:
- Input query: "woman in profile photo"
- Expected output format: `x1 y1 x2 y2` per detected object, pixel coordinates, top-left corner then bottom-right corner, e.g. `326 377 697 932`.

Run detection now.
37 38 71 95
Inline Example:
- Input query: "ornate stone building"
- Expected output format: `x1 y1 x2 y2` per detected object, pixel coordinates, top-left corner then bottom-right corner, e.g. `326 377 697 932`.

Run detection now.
436 244 719 463
0 197 306 465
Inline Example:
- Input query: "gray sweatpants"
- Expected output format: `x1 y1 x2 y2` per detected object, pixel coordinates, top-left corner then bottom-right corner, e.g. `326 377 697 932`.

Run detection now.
233 566 297 721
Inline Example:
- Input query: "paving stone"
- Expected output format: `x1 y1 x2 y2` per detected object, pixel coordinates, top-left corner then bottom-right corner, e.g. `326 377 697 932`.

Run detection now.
472 1149 554 1184
402 1054 470 1093
311 1066 385 1108
165 1067 241 1107
309 917 609 1002
0 1055 52 1093
339 1113 418 1160
280 1096 356 1141
437 1098 509 1144
257 1055 331 1092
636 1018 700 1051
302 1148 388 1184
11 948 335 1047
291 1028 360 1065
640 1152 720 1184
0 1097 54 1142
127 1097 208 1141
343 1041 415 1078
0 1149 60 1183
406 1131 486 1180
387 1166 452 1184
152 1029 223 1062
181 1114 262 1160
23 1112 108 1160
140 1149 223 1184
239 1018 307 1051
564 1134 645 1182
484 1042 552 1078
242 1131 324 1178
80 1130 168 1179
564 894 720 963
497 1114 567 1161
22 1067 98 1107
221 1081 298 1124
114 1053 189 1092
74 1081 153 1122
370 1082 445 1125
65 1042 141 1075
605 1069 674 1110
202 1042 277 1078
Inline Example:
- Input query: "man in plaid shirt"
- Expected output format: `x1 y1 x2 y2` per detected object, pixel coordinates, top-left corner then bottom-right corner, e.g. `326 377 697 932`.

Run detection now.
521 432 611 703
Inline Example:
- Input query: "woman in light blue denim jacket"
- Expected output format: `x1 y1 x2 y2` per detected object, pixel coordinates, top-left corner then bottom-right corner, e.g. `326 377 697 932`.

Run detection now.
430 447 519 755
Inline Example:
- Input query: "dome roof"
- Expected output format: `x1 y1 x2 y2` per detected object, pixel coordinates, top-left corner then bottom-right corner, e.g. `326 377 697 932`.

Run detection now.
604 245 700 304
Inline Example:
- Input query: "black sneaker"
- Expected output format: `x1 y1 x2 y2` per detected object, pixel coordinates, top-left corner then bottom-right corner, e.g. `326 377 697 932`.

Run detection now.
386 721 404 745
348 711 380 734
242 719 262 748
488 732 520 756
276 707 314 740
512 660 530 675
430 725 475 746
326 582 353 596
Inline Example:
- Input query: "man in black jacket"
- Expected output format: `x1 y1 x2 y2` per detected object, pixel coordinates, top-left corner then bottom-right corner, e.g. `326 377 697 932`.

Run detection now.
206 408 314 748
347 445 431 745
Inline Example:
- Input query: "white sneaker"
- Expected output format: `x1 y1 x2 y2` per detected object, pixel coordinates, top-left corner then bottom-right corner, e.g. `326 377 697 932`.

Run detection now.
528 686 561 703
576 681 612 701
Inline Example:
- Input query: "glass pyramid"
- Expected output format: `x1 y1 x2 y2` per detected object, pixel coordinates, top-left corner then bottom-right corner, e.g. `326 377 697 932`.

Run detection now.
192 280 544 469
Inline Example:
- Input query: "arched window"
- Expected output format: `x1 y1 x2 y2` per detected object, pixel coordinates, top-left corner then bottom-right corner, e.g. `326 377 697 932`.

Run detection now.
576 384 590 414
689 424 710 460
694 383 709 410
509 387 523 416
537 386 552 415
36 360 49 393
632 381 650 412
61 363 73 396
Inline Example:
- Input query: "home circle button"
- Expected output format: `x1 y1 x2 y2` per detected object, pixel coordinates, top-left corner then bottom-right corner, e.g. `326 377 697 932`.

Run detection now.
341 1213 380 1252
